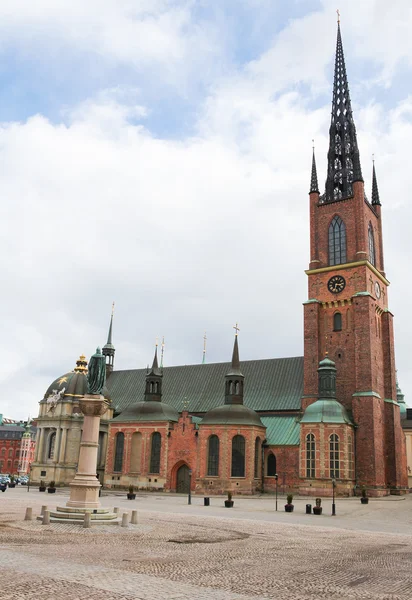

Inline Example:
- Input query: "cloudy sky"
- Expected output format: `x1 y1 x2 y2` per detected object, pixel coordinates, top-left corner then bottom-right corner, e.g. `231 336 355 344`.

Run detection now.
1 0 411 420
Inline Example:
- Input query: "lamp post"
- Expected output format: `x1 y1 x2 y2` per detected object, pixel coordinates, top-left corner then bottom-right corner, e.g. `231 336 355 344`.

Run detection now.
188 469 192 505
332 478 336 516
275 473 278 511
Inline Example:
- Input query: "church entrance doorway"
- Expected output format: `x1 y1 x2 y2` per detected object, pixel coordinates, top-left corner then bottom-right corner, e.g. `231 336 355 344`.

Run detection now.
176 464 190 493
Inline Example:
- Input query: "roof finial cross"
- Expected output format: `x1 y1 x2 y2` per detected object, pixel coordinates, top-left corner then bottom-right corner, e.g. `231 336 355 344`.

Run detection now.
202 331 207 364
233 322 240 336
111 301 115 317
336 8 340 23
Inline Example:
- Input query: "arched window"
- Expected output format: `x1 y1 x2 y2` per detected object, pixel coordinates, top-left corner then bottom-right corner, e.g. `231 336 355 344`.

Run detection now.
231 435 245 477
130 432 142 472
113 432 124 472
1 448 5 457
333 312 342 331
8 448 13 458
267 453 277 476
306 433 315 478
207 435 219 476
254 437 261 478
368 223 376 267
150 432 161 474
328 216 347 266
48 433 56 460
348 435 354 479
0 461 3 470
330 433 340 478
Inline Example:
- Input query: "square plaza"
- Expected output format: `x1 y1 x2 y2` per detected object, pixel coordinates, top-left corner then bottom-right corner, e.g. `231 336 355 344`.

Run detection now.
1 487 412 600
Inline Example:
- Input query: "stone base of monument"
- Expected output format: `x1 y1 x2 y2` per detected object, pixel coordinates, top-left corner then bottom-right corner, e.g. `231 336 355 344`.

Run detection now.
66 476 102 509
36 506 120 525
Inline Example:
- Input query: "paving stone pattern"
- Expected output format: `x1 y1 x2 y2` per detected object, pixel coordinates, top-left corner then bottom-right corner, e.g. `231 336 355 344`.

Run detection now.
1 489 412 599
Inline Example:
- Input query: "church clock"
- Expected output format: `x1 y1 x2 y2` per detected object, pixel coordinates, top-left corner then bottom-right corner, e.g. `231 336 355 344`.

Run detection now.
327 275 346 294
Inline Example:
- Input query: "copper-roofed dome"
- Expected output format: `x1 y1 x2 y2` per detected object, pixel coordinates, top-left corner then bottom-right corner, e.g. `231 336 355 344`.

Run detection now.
112 400 178 423
201 403 263 426
43 355 111 402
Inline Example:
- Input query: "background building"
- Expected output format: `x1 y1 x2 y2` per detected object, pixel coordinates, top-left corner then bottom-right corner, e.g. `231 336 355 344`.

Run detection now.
0 416 36 475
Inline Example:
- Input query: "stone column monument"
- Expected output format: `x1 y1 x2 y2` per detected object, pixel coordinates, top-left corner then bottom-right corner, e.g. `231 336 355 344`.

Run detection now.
66 348 109 509
38 349 119 524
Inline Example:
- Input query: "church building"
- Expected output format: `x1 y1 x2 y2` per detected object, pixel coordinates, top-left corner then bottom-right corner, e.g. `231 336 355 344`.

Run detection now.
32 22 408 497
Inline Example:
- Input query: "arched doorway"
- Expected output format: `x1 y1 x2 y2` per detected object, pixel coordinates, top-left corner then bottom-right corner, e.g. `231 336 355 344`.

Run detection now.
176 464 190 493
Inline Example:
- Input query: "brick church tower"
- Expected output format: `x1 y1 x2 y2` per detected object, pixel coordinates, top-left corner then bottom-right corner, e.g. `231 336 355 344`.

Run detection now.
302 21 407 495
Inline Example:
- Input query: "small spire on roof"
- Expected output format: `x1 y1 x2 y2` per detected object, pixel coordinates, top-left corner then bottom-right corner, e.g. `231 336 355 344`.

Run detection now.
202 331 207 364
371 156 381 206
310 142 319 193
160 336 165 368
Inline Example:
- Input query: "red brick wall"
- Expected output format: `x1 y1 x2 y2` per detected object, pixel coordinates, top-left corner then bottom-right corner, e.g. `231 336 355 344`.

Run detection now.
106 414 268 495
167 412 199 491
0 438 21 474
197 424 266 495
263 446 300 493
106 422 171 488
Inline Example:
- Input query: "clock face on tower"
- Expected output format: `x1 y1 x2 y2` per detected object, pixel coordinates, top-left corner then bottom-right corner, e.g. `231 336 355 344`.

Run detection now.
375 282 381 299
327 275 346 294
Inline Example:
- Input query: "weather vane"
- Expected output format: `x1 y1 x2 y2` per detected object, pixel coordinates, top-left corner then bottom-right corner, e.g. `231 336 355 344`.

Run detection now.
336 8 340 23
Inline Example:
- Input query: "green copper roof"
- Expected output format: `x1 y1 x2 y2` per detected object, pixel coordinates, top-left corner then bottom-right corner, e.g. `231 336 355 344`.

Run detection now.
300 399 353 424
107 356 303 415
190 416 202 428
112 401 178 423
201 404 264 426
261 416 300 445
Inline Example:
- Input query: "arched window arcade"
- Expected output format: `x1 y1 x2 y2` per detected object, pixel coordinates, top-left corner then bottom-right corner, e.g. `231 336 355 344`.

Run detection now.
328 216 347 266
207 435 219 476
368 222 376 267
329 433 340 478
113 432 124 472
254 437 261 478
231 435 245 478
267 453 277 477
333 312 342 331
306 433 315 478
130 432 142 472
150 432 161 474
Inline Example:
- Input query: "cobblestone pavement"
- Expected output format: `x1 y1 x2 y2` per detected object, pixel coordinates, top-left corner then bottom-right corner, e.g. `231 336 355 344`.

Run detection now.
1 489 412 599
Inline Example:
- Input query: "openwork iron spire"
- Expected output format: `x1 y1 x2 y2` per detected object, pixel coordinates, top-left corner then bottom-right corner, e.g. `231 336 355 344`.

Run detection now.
310 146 319 193
371 160 381 206
324 23 363 202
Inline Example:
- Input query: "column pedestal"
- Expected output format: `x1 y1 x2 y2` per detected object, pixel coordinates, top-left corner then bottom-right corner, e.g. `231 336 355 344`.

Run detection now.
66 394 109 509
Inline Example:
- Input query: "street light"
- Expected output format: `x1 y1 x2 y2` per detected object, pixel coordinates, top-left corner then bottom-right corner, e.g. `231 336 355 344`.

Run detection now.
188 469 192 505
275 473 278 511
332 478 336 516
